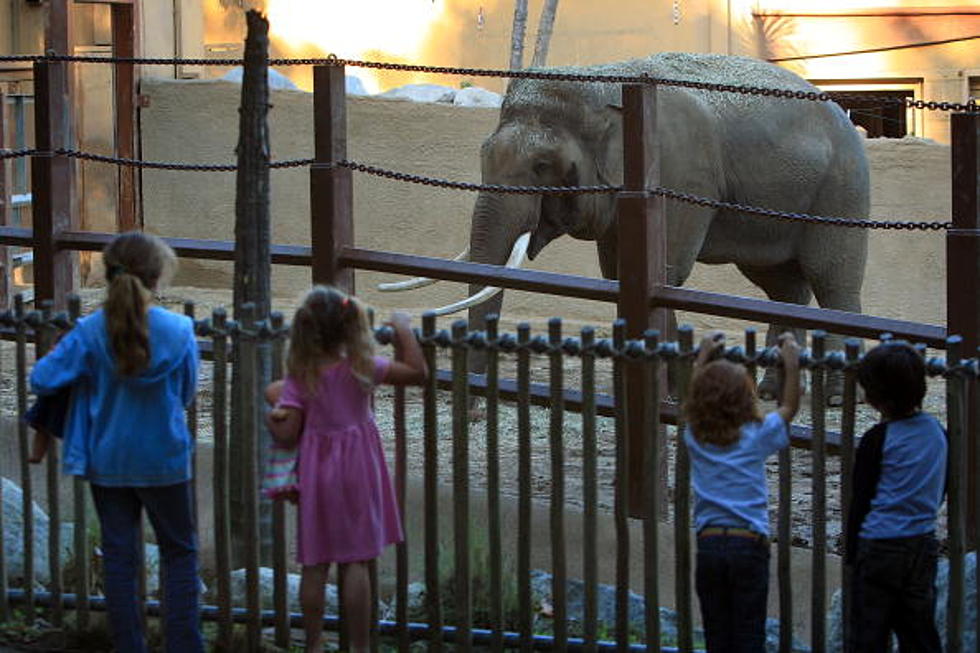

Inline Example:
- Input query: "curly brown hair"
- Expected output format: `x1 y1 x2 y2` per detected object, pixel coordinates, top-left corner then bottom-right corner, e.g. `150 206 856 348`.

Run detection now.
684 360 762 446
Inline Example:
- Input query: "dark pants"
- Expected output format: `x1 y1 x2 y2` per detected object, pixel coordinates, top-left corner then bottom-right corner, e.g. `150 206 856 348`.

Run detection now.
91 482 204 653
847 533 941 653
695 534 770 653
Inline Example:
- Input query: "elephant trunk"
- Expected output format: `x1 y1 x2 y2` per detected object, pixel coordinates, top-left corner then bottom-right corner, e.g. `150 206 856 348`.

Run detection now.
467 191 533 374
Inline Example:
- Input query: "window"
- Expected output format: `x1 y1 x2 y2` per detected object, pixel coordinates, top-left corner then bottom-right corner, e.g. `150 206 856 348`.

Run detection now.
827 90 914 139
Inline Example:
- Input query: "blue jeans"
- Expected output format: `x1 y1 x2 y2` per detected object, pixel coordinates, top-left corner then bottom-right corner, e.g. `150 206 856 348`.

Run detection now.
91 482 204 653
847 534 941 653
695 534 770 653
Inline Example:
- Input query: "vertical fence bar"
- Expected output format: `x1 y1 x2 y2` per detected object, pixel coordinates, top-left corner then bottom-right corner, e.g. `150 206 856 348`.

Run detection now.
394 323 409 653
810 331 827 653
947 335 966 653
777 342 793 652
839 339 860 648
369 559 380 653
38 300 63 629
0 88 11 307
184 302 198 516
517 322 532 652
15 294 34 621
0 296 7 624
547 317 567 649
67 295 88 631
269 312 290 649
643 329 661 650
239 304 262 650
211 307 233 646
612 319 630 651
581 326 598 652
617 82 668 518
947 111 979 540
674 326 694 652
310 63 353 291
451 320 472 651
421 312 442 651
485 313 503 652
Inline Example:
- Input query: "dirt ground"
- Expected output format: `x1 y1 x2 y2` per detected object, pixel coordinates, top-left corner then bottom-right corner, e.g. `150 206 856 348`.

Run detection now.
0 285 952 556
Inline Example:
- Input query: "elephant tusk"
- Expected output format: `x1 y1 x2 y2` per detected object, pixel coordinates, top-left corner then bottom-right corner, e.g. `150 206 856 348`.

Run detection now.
376 248 470 292
428 232 531 316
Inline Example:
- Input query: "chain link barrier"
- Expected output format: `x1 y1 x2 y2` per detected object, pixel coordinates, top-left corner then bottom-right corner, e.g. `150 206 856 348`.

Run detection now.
0 148 952 230
0 294 970 376
1 52 977 113
332 160 952 231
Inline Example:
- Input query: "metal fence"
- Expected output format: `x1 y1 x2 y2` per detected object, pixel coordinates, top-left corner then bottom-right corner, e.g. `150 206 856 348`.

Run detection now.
0 294 974 653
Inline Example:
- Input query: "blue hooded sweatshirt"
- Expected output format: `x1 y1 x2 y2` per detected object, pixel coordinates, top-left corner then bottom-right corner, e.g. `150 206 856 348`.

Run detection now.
30 306 199 487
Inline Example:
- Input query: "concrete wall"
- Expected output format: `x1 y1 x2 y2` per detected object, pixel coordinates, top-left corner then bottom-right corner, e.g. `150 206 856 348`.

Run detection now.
140 77 950 335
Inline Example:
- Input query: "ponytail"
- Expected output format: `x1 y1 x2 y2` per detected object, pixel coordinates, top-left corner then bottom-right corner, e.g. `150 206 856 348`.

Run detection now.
101 232 177 376
105 271 151 376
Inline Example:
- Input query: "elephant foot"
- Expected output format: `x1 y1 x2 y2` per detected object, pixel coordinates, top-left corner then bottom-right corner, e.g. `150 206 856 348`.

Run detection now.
757 368 780 402
467 397 486 423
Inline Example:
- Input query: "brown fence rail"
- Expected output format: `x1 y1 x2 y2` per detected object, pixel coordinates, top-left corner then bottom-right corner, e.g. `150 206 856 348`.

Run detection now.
0 295 975 652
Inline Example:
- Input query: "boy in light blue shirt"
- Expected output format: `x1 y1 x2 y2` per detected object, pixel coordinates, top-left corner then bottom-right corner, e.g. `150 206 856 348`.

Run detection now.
846 342 946 652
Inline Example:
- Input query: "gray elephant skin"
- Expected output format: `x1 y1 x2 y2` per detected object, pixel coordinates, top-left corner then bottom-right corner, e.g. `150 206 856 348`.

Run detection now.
465 52 869 399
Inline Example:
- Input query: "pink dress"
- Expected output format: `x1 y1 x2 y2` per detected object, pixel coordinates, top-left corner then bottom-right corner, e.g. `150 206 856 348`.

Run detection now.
279 356 403 565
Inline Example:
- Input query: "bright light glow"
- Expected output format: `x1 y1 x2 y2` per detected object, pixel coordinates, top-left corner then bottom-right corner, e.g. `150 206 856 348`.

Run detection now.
265 0 447 92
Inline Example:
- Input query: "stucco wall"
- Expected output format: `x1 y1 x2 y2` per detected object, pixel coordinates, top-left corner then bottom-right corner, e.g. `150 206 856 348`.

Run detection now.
141 78 949 334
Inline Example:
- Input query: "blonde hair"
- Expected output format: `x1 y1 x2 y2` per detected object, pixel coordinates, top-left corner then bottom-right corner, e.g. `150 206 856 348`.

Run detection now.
286 286 375 393
684 360 762 447
102 232 176 376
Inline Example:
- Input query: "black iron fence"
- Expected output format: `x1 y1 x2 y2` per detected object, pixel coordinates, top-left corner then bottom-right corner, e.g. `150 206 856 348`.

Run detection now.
0 294 974 652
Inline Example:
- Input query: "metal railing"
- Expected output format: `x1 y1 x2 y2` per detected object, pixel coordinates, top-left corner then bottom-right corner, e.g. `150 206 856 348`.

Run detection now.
0 295 974 652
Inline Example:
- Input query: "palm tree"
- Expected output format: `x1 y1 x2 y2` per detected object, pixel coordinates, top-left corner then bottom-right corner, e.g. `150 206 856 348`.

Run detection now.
530 0 560 67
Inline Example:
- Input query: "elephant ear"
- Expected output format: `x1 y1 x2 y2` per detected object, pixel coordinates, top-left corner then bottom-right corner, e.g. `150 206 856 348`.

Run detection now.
594 103 624 187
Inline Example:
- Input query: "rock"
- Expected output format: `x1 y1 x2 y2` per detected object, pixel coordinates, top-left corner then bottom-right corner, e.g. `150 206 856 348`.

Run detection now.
345 75 369 96
3 476 65 585
827 552 976 652
387 581 428 621
530 570 804 651
211 568 338 614
220 67 299 91
452 87 502 108
378 83 456 104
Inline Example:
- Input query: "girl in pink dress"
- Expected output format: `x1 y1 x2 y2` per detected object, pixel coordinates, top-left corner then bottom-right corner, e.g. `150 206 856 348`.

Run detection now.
266 286 427 652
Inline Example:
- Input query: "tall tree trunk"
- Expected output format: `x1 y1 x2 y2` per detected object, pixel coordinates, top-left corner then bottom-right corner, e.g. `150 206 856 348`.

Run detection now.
509 0 529 70
530 0 560 67
230 9 273 567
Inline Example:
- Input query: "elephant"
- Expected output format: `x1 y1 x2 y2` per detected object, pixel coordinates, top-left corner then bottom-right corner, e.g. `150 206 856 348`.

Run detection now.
383 52 869 403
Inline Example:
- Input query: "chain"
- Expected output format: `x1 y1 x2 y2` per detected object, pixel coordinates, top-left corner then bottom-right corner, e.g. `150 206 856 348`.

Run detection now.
1 52 975 112
54 148 313 171
335 160 951 231
0 148 36 160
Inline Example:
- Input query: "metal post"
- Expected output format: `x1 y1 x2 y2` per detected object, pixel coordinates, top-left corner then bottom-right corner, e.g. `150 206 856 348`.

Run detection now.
310 64 353 291
947 111 979 539
616 82 668 517
31 59 74 307
111 2 139 232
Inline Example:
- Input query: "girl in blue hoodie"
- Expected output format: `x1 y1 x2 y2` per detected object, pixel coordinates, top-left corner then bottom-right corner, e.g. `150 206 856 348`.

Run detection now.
31 232 202 652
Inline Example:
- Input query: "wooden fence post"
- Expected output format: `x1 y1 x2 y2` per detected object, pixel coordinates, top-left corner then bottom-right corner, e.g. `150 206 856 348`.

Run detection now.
31 59 74 308
947 111 979 542
0 89 11 307
616 82 668 517
111 2 139 232
311 64 353 292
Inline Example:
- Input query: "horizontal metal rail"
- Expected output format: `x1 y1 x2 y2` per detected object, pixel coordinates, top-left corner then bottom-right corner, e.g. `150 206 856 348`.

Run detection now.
0 227 946 347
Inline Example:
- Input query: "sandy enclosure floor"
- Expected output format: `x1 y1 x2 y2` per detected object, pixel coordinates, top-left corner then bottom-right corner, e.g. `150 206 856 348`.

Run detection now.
0 286 952 555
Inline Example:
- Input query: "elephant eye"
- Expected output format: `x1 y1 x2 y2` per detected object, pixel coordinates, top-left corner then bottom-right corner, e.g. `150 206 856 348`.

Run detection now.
532 161 550 177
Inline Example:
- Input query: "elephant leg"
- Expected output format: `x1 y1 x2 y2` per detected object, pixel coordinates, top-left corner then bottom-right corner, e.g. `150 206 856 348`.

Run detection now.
736 261 813 400
802 255 866 407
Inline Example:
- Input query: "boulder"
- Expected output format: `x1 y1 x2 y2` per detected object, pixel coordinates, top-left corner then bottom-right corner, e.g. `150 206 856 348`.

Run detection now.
209 567 339 614
530 570 805 651
2 476 74 585
345 75 369 96
453 87 502 108
220 67 299 91
378 83 455 104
